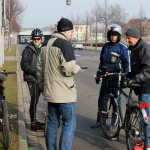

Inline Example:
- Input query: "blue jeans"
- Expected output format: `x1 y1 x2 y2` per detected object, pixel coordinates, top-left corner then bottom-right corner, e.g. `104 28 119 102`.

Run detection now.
139 94 150 145
46 102 76 150
97 78 121 123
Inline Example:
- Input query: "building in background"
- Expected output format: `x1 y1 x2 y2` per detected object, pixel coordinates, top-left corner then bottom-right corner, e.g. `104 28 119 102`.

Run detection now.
54 24 91 42
89 33 104 42
72 24 91 42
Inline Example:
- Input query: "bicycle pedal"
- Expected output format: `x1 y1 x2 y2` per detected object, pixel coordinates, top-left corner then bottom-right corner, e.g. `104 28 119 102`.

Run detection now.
110 137 118 141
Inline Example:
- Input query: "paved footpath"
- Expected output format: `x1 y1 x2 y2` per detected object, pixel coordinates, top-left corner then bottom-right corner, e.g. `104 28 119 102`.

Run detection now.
16 47 47 150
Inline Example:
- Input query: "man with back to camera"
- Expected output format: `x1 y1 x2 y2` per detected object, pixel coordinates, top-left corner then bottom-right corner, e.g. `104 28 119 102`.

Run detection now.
125 27 150 149
92 24 130 128
21 29 44 131
37 18 81 150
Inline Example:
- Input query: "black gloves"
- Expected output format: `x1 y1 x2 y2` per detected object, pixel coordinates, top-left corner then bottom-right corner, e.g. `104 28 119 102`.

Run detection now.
95 70 102 84
126 72 134 79
95 77 100 84
122 79 137 88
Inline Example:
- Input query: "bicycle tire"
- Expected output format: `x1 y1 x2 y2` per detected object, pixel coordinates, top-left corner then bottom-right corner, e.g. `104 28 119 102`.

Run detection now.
99 94 119 139
2 100 10 149
126 107 148 150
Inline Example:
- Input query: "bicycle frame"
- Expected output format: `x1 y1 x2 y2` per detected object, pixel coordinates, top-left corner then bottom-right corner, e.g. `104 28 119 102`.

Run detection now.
101 71 150 131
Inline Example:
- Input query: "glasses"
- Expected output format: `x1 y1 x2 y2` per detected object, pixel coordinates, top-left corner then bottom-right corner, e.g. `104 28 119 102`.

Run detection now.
32 38 41 41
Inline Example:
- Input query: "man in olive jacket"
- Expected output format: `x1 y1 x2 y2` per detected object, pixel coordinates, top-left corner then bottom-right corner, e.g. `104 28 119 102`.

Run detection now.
37 18 81 150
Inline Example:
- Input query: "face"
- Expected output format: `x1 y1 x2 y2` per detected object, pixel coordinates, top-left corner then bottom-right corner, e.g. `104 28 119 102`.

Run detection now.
32 37 42 46
126 36 139 46
64 30 73 40
110 34 118 43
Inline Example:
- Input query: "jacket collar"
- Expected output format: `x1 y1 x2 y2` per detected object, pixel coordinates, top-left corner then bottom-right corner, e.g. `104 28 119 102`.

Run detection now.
51 31 68 41
128 38 142 51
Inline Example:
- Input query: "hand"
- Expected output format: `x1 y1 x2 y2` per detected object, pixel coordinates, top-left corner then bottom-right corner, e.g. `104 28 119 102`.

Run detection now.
96 70 102 77
78 66 82 71
127 79 136 87
95 77 100 84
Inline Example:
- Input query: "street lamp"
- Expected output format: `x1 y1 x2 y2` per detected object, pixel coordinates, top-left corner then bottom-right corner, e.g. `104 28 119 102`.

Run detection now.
66 0 71 5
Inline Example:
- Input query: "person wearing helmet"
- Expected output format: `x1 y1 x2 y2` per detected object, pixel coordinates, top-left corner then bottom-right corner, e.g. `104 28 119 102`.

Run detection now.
20 28 44 131
91 24 130 129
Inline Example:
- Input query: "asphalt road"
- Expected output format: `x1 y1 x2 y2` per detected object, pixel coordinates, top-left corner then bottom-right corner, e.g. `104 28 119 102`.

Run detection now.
19 45 128 150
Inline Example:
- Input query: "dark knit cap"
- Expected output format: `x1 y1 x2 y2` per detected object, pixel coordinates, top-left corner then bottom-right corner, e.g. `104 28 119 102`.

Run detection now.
57 18 73 32
125 27 140 38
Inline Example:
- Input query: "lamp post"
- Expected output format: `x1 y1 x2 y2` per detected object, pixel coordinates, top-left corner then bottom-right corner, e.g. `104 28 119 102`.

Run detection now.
0 0 5 67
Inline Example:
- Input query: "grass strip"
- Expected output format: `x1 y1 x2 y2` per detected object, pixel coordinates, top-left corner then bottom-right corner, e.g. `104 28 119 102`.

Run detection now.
0 61 18 150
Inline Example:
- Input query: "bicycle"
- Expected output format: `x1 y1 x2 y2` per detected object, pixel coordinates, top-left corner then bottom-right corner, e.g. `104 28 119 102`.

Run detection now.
98 66 150 150
0 70 16 149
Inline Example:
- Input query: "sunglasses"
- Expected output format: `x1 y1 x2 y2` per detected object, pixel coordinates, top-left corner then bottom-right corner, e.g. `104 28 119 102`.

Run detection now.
32 38 41 41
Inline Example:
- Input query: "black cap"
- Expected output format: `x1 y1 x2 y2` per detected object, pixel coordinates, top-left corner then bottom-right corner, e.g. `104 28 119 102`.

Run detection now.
125 27 140 38
57 18 73 32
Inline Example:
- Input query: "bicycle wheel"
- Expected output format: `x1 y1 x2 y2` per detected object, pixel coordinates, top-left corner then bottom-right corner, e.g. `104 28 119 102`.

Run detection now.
2 100 10 149
126 107 148 150
99 95 119 139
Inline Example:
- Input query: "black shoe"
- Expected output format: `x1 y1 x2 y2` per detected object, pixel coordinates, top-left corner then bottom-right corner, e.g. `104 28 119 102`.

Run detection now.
91 122 101 128
35 120 45 127
31 122 44 132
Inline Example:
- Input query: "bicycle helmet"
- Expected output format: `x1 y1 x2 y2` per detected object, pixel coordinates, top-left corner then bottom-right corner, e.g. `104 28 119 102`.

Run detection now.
31 28 43 37
107 24 122 42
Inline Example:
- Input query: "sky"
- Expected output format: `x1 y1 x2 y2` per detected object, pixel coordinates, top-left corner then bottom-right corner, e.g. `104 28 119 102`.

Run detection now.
20 0 150 28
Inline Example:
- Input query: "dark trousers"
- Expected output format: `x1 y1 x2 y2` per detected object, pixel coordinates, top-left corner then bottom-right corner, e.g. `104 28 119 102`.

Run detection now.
27 81 41 123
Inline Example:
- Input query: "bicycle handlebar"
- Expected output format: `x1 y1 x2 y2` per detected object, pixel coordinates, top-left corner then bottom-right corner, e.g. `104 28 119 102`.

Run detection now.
99 72 127 78
0 71 17 76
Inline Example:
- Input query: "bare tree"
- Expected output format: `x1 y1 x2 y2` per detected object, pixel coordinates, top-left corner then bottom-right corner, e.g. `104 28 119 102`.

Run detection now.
100 0 114 41
90 0 101 49
11 17 21 32
82 11 92 48
128 7 149 37
6 0 24 51
111 4 128 24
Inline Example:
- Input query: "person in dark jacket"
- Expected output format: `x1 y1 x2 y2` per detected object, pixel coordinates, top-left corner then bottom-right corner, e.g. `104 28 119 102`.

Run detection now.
20 28 44 131
92 24 130 128
125 27 150 149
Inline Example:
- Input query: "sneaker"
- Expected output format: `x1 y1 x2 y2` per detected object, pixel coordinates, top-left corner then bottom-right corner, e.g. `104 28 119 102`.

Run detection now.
35 120 45 127
91 122 101 128
31 122 44 132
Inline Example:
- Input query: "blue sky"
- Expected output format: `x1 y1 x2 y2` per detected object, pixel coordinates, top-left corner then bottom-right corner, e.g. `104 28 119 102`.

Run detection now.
20 0 150 28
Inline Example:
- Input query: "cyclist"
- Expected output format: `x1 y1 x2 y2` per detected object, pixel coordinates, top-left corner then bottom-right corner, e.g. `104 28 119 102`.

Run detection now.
92 24 130 128
21 29 44 131
125 27 150 149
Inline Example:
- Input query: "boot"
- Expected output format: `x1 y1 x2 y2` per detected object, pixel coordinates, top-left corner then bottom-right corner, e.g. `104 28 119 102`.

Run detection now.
31 122 44 131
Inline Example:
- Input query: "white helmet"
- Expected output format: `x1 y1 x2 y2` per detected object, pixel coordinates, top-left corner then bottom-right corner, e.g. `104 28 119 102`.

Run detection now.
107 24 122 42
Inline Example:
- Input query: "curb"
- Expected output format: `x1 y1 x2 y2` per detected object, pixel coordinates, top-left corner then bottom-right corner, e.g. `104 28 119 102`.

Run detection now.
17 47 28 150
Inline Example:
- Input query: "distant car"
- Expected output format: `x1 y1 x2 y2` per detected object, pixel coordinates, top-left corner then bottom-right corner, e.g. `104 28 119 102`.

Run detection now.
72 42 83 50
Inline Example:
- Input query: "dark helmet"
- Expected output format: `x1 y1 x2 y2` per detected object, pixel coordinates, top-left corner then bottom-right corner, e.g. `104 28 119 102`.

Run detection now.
31 28 43 37
107 24 122 42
